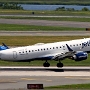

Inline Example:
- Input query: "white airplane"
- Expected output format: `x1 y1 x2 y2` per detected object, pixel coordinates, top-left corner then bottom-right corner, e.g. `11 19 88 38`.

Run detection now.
0 38 89 67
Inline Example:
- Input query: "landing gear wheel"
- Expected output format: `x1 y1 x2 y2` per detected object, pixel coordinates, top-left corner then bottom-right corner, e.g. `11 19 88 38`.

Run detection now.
43 62 50 67
57 63 63 67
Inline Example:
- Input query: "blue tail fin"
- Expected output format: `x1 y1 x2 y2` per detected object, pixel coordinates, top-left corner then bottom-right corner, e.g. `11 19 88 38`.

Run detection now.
2 43 9 49
0 43 9 50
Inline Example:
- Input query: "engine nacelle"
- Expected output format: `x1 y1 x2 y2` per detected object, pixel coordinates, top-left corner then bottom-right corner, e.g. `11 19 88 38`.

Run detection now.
71 51 88 61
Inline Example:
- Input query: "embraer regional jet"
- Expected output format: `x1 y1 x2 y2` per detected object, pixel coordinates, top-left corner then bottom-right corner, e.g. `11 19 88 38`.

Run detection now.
0 38 89 67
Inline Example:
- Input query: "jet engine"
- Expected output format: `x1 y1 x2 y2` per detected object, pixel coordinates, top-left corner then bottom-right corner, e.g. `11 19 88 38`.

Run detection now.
71 51 88 61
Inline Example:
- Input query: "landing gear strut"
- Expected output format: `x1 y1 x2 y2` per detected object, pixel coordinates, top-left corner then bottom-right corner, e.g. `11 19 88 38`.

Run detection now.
57 60 63 67
43 60 50 67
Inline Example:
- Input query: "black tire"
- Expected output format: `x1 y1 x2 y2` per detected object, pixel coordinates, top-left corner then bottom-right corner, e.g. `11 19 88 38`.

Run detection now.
43 62 50 67
57 63 63 67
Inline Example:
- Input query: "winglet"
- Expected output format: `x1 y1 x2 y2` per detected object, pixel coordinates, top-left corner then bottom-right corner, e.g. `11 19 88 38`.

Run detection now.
66 44 73 51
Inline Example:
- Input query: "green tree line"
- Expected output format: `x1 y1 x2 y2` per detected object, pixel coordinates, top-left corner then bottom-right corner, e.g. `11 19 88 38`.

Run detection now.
0 0 90 5
56 7 90 11
0 3 23 10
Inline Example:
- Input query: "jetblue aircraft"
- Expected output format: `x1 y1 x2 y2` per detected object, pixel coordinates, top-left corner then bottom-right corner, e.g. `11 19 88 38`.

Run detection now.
0 38 89 67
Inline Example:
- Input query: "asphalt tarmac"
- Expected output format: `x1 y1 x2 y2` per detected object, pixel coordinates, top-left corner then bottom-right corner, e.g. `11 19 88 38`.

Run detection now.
0 66 90 90
0 31 90 36
0 19 90 28
0 76 90 90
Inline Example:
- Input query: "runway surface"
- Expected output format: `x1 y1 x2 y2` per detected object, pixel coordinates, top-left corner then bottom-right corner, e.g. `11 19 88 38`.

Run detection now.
0 66 90 71
0 19 90 36
0 31 90 36
0 66 90 90
0 19 90 28
1 15 90 18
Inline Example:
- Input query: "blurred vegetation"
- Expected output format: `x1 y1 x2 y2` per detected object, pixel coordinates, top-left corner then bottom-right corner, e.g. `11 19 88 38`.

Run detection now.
0 36 89 46
0 0 90 5
82 7 89 11
45 83 90 89
0 3 23 10
0 9 90 16
55 7 90 11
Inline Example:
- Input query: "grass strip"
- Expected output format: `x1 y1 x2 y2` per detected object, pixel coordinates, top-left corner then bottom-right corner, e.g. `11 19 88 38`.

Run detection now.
0 10 90 16
0 57 90 66
0 36 90 66
1 16 90 22
45 83 90 89
0 24 84 31
0 36 89 46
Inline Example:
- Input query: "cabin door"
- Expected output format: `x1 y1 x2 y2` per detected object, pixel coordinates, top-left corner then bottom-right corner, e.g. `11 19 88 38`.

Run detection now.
13 51 17 59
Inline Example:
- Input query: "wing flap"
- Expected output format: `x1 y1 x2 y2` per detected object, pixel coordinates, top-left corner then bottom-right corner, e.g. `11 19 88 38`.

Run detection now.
52 51 75 60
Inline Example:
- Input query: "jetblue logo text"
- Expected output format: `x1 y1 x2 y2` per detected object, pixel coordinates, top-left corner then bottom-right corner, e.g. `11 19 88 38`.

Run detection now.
82 40 90 48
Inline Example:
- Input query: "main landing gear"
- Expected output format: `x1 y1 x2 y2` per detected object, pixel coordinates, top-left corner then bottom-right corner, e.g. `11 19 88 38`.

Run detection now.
43 60 63 67
57 62 63 67
43 61 50 67
57 59 63 67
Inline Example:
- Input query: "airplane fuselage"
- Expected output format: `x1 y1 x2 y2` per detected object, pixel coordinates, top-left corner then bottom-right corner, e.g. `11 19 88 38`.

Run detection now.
0 38 90 62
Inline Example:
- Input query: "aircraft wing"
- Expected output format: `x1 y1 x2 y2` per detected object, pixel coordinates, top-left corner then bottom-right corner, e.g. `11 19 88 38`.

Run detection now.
39 51 75 61
52 51 75 60
52 44 75 60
